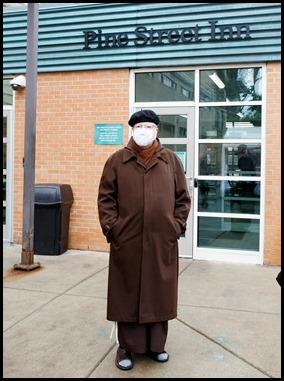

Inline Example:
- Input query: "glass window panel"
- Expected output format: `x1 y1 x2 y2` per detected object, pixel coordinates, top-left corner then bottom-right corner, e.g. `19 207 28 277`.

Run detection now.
3 117 7 138
3 144 7 170
198 216 260 251
3 207 6 225
200 67 262 102
198 180 260 214
227 143 261 176
135 71 195 102
3 79 13 106
199 143 261 176
3 175 7 225
163 144 187 172
3 175 6 202
199 106 262 139
159 114 187 138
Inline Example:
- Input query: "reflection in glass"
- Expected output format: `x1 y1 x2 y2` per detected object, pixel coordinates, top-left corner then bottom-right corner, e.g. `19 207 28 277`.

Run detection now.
3 175 6 224
199 106 261 139
163 144 187 172
3 79 13 106
199 143 261 176
3 174 6 202
198 180 260 214
198 216 259 251
135 71 195 102
3 117 7 138
158 114 187 138
227 143 261 176
3 144 7 170
200 67 262 103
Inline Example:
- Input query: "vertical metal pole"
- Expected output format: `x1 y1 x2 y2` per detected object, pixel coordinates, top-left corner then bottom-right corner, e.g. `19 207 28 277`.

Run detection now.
15 3 40 270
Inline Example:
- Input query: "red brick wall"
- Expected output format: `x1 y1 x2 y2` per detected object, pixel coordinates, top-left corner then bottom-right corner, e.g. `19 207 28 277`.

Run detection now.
13 69 130 252
12 64 281 265
264 62 281 265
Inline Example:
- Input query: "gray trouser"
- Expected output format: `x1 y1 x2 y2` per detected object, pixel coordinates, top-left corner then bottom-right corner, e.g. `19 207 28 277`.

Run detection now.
117 321 168 354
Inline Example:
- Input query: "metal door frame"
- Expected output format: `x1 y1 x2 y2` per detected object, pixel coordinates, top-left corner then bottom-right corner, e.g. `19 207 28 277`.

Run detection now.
3 107 14 242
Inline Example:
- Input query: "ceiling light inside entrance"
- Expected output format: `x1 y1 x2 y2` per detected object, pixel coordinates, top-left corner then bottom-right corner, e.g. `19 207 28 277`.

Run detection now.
208 72 225 89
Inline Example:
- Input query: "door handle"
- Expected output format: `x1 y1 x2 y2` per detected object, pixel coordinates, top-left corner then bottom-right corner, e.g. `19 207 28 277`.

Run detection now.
186 177 198 188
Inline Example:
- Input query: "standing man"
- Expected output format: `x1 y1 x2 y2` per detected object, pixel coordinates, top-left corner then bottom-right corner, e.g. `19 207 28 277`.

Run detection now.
97 109 191 371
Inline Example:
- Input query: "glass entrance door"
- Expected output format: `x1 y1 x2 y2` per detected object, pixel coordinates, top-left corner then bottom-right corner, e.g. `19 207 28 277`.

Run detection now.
132 66 264 264
3 109 12 242
133 106 195 258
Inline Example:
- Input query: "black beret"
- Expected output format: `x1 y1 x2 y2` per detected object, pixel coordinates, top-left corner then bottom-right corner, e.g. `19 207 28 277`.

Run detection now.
128 109 160 127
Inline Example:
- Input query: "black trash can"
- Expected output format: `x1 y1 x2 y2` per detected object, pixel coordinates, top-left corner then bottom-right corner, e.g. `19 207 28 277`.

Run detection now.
34 183 74 255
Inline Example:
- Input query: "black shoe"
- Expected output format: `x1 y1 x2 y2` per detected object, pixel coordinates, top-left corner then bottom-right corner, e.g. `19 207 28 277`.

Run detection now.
115 347 133 370
147 351 169 363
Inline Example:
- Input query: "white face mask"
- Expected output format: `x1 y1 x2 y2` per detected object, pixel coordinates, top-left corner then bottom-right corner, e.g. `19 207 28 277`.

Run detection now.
132 127 157 147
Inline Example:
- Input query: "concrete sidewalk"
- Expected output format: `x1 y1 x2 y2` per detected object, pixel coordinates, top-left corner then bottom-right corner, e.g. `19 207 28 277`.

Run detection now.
3 244 281 378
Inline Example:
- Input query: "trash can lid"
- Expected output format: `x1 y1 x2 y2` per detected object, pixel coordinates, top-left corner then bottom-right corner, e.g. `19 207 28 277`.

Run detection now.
35 183 74 205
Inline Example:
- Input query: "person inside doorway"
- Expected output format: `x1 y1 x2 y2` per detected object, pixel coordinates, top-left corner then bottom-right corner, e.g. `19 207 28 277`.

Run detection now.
97 109 191 371
229 144 256 231
237 144 256 199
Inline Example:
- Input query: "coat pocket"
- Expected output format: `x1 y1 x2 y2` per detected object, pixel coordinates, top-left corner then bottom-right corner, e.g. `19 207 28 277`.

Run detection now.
173 219 183 239
108 217 123 243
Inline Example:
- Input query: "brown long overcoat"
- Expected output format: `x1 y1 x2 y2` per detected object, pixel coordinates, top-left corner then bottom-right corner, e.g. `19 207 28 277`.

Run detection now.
97 138 191 323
